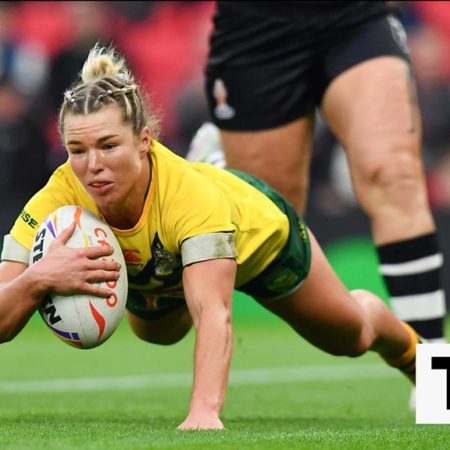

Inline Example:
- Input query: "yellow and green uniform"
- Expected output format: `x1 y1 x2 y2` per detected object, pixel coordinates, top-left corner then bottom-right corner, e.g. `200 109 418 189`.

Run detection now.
2 141 310 313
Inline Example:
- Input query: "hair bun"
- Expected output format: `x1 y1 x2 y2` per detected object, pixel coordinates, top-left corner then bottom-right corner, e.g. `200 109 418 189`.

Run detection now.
81 43 133 84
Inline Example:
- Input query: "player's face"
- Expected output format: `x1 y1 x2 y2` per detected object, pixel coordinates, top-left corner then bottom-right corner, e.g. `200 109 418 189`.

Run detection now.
64 104 150 214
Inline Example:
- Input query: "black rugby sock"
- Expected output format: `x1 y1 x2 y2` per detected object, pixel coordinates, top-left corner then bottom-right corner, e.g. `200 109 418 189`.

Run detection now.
377 233 446 341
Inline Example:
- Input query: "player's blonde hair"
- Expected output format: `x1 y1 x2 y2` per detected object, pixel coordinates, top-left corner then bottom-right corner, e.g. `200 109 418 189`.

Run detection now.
58 43 160 139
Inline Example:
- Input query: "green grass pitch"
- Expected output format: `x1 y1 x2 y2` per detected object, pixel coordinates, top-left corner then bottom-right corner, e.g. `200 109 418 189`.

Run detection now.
0 236 449 449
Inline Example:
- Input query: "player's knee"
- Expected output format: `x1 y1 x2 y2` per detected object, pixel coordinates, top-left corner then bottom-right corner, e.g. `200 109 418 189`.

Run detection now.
326 324 371 358
127 311 192 346
343 289 379 357
345 328 373 358
363 149 422 196
132 327 191 346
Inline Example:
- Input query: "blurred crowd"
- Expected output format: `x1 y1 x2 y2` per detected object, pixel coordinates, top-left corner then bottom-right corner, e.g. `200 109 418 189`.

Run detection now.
0 1 449 235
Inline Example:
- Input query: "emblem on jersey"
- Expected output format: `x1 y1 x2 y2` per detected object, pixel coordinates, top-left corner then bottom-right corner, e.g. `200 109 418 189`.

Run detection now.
266 269 299 294
298 220 308 243
127 233 183 295
387 15 410 55
213 79 236 120
151 233 181 277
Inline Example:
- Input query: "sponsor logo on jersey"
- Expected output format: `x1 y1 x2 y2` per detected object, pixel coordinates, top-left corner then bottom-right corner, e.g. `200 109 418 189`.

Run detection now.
123 249 142 264
213 79 236 120
19 210 38 229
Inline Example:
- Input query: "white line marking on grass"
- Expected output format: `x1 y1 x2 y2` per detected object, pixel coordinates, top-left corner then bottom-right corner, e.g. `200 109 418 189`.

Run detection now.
0 363 397 394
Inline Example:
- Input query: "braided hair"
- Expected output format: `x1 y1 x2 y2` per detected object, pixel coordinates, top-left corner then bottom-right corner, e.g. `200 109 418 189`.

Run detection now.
58 43 160 140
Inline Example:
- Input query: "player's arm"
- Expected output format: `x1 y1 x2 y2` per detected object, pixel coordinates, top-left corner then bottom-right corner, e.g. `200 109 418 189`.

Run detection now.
178 257 236 430
0 223 119 343
0 261 36 342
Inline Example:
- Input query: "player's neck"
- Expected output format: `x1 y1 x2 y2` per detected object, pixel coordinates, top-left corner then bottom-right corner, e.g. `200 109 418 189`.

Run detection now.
100 155 151 230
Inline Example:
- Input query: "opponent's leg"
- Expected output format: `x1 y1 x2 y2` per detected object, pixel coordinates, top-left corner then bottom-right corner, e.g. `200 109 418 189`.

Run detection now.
256 229 421 382
220 117 315 215
322 56 446 345
187 117 314 215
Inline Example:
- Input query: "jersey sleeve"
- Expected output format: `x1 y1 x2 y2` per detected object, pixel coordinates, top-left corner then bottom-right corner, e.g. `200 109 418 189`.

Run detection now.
7 167 79 253
162 168 238 265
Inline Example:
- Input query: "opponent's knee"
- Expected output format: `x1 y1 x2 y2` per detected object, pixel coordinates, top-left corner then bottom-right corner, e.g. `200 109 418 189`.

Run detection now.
353 145 424 210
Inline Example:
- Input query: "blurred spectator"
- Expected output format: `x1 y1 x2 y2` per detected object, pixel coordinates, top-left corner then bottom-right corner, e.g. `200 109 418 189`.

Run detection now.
408 1 450 79
48 2 113 108
117 1 214 153
0 0 449 224
0 2 52 235
0 2 48 102
176 76 211 156
0 78 51 237
410 25 450 161
107 1 156 22
9 1 73 58
45 1 118 168
405 3 450 211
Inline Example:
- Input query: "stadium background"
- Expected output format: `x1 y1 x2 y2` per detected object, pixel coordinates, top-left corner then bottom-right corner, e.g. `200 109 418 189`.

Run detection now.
1 1 450 304
1 2 450 447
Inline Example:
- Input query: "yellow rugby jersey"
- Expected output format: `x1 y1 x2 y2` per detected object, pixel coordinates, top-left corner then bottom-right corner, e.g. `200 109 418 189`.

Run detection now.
5 141 289 297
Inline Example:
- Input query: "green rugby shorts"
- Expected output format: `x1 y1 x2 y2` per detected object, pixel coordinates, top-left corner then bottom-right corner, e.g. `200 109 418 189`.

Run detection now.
229 169 312 300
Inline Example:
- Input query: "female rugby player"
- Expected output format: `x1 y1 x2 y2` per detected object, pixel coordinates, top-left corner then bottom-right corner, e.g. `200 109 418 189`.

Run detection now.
0 44 421 430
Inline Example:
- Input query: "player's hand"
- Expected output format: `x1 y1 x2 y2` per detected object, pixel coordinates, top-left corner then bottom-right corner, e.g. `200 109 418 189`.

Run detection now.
177 414 224 430
29 222 121 298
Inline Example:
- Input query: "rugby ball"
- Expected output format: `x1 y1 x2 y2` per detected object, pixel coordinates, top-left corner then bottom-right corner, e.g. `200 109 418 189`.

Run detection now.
29 205 127 349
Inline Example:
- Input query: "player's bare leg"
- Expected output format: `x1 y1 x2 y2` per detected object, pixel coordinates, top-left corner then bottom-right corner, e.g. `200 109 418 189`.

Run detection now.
322 56 434 243
322 55 446 407
256 229 420 382
127 305 192 345
220 116 315 215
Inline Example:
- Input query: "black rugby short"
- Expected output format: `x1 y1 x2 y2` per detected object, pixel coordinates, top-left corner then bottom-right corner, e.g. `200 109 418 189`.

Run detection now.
205 7 412 131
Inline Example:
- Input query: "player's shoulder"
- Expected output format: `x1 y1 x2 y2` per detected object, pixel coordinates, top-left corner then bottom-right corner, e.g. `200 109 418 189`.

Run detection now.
151 140 217 186
152 141 229 220
151 140 184 164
